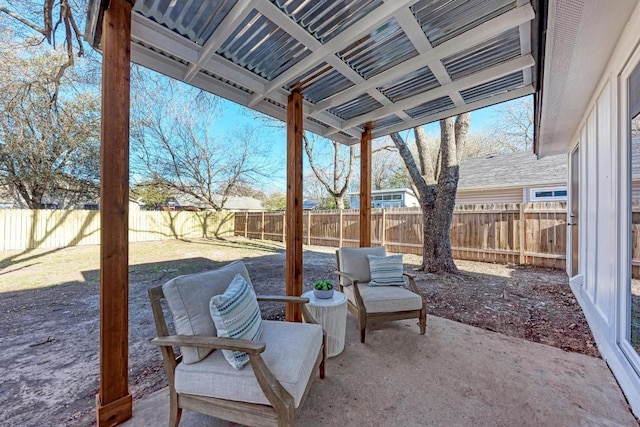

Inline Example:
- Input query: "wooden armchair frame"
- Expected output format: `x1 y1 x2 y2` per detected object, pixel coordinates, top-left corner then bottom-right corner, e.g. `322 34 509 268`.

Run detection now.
149 287 326 427
335 251 427 343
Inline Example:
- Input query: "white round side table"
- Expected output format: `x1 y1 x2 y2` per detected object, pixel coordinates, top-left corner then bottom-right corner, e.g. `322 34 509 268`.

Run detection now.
301 290 348 358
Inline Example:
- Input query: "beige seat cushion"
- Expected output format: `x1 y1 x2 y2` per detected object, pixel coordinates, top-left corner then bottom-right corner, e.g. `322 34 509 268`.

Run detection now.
343 283 422 313
174 320 323 408
163 261 253 364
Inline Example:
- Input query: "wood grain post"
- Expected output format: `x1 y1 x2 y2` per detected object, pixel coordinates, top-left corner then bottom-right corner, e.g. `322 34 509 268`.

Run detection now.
519 203 526 264
286 90 303 322
359 126 372 247
97 0 133 425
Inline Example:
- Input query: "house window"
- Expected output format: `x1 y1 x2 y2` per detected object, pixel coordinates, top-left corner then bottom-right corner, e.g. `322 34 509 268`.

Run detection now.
392 194 402 200
383 195 391 200
373 195 382 200
529 187 568 202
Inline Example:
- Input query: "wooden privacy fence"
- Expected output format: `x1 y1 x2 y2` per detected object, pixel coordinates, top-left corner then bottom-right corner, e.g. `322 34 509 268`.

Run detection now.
0 209 234 251
234 203 568 269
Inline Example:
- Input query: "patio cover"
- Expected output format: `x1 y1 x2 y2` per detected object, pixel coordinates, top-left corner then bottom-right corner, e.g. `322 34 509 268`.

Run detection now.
84 1 547 425
87 0 544 145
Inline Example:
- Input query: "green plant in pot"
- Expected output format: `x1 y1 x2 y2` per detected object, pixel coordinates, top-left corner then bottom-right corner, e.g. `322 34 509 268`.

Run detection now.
313 280 334 299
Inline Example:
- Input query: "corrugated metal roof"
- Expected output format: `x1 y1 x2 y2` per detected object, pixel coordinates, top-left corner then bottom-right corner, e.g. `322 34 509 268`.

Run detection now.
374 114 404 130
377 65 439 103
91 0 539 144
272 0 384 43
405 96 454 120
337 18 419 80
285 62 355 104
442 27 521 81
412 0 516 47
218 9 312 81
329 93 383 121
460 71 524 104
134 0 237 45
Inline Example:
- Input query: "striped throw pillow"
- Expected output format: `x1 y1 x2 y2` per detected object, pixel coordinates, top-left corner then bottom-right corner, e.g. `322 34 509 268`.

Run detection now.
367 254 405 286
209 274 264 370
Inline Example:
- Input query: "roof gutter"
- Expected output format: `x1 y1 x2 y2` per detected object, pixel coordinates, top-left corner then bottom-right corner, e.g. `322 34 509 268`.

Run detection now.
532 0 549 158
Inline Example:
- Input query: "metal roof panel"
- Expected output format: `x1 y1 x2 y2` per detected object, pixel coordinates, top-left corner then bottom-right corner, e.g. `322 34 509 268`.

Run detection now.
377 65 440 102
337 18 419 80
218 9 312 81
442 27 521 81
133 0 237 45
272 0 384 43
412 0 516 47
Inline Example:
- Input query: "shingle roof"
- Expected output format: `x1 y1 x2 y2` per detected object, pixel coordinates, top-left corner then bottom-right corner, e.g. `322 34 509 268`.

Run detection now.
458 151 566 190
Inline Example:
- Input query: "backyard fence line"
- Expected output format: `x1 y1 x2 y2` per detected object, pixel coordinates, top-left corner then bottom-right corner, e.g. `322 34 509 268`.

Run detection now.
234 203 569 270
0 209 235 251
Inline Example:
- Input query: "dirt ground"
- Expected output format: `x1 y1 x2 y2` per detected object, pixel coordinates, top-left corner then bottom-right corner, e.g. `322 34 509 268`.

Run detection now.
0 237 597 426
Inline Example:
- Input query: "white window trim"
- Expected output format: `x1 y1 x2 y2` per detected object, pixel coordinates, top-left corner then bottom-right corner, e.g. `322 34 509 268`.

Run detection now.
529 186 568 202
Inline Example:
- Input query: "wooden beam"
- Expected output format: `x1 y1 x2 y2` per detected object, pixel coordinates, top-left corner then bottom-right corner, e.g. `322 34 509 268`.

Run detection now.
97 0 133 425
360 126 372 247
286 90 304 322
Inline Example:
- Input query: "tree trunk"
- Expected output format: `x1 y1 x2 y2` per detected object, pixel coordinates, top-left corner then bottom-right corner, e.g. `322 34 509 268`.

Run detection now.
335 195 345 210
391 113 469 274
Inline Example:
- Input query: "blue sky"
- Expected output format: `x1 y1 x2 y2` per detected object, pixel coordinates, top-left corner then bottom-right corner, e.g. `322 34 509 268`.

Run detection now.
212 95 527 193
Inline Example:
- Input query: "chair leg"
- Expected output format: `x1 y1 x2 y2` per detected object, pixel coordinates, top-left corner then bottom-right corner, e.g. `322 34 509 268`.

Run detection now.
419 307 427 335
359 313 366 343
319 331 327 379
169 389 182 427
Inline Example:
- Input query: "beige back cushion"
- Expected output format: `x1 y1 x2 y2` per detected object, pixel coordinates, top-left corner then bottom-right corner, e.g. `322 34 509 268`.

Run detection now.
162 261 253 364
337 246 386 284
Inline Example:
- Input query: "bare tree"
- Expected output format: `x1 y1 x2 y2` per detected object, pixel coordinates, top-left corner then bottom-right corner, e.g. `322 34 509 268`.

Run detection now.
391 113 470 273
0 33 100 208
131 70 274 211
304 134 356 210
1 1 87 103
488 97 533 152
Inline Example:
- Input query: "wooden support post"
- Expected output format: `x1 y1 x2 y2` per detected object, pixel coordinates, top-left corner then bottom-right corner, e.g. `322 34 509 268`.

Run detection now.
359 126 372 247
286 90 303 322
97 0 133 425
338 210 343 247
245 211 248 238
261 211 265 240
519 203 526 264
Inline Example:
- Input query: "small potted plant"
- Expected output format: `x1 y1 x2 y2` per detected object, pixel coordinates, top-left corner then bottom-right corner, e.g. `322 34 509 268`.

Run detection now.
313 280 334 299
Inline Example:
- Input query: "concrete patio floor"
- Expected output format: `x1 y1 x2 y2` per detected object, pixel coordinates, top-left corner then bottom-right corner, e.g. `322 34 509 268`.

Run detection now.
124 315 637 426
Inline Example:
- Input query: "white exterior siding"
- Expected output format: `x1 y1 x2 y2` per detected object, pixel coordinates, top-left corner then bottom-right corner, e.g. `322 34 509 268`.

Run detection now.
456 187 523 204
567 3 640 416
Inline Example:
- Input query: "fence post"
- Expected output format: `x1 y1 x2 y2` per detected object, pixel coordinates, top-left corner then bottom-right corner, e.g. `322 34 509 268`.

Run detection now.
261 211 265 240
245 211 248 238
282 211 286 243
338 210 343 247
307 211 312 246
519 203 526 264
381 208 386 247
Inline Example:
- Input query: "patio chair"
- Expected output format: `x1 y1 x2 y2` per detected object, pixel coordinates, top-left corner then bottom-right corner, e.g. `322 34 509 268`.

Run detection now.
148 261 326 427
335 247 427 343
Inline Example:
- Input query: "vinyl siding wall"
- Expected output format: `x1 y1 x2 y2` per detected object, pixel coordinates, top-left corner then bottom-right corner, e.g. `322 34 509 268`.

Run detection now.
568 3 640 416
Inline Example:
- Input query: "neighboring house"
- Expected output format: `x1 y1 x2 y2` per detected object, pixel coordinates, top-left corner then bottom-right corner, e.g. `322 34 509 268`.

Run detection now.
457 152 567 204
349 188 419 209
165 193 263 211
302 199 321 210
536 1 640 417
